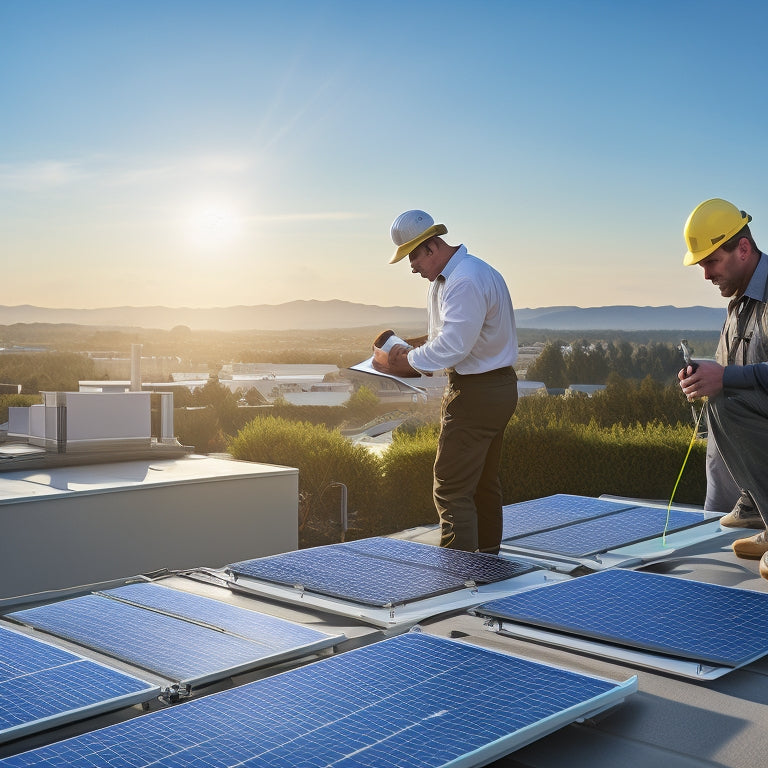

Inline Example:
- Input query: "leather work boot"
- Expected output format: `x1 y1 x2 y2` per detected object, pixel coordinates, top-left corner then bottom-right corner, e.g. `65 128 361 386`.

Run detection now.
732 530 768 559
719 490 764 529
760 552 768 581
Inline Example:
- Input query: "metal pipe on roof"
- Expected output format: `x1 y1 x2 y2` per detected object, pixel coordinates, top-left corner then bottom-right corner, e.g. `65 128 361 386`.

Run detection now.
131 344 142 392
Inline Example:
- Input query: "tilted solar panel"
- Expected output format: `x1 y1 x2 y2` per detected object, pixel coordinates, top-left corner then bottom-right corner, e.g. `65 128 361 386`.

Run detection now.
0 632 636 768
0 624 158 743
7 594 334 686
502 494 634 540
476 569 768 668
508 505 711 557
99 581 337 649
229 537 535 608
341 536 535 581
231 544 463 606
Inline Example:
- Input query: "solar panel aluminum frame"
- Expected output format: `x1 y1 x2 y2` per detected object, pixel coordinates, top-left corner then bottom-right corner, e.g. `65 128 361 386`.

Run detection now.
228 568 566 628
0 625 160 743
474 568 768 681
500 517 731 572
501 494 637 541
97 583 349 686
165 629 346 689
95 580 347 656
478 619 736 681
0 631 638 768
7 594 346 689
437 656 638 767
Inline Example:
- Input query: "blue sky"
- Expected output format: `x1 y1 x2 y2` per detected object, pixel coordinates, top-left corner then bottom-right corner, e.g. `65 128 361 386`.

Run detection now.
2 0 768 312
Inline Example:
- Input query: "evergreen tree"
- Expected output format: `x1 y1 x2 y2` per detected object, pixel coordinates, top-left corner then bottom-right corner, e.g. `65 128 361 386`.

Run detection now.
526 342 568 388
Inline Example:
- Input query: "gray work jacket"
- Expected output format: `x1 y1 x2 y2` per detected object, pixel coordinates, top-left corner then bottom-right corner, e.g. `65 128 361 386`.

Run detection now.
718 252 768 393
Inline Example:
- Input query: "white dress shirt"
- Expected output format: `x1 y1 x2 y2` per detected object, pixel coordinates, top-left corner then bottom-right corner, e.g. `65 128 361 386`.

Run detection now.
407 245 518 375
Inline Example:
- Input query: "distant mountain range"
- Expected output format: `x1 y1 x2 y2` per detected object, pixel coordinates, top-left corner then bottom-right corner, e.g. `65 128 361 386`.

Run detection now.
514 304 725 331
0 301 726 332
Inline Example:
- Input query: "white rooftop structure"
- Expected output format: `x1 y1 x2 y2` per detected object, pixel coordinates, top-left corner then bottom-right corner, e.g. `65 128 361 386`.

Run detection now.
0 454 298 601
7 391 167 454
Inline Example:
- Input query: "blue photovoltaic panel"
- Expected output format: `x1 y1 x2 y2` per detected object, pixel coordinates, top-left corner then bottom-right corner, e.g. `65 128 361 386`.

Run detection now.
7 594 313 686
476 569 768 667
343 536 536 582
229 538 534 607
230 545 465 606
0 632 634 768
0 624 157 743
508 505 710 557
502 494 633 540
99 582 336 650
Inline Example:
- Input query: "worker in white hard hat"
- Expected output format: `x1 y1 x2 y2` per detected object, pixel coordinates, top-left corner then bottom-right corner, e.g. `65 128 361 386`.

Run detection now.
678 198 768 580
374 209 518 554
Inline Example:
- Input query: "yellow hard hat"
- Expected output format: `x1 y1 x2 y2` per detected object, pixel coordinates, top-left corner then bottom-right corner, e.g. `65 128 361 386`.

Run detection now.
683 198 752 266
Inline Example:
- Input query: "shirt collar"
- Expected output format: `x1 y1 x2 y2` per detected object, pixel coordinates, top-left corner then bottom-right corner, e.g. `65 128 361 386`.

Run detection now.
743 251 768 301
437 244 467 281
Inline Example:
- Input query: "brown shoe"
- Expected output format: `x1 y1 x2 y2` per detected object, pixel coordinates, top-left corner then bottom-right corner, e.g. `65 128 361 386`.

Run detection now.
760 553 768 581
720 491 764 529
732 530 768 559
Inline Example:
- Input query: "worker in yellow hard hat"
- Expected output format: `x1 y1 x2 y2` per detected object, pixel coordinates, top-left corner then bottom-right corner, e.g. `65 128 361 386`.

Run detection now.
678 198 768 579
373 210 518 555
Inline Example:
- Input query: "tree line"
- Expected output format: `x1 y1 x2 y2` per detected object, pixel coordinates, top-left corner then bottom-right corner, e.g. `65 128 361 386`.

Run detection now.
525 339 699 388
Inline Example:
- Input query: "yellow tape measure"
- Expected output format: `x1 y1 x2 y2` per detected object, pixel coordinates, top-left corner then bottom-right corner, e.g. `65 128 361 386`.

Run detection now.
664 404 705 544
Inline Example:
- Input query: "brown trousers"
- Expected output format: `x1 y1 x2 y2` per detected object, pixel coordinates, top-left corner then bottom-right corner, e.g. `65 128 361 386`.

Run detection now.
434 367 518 553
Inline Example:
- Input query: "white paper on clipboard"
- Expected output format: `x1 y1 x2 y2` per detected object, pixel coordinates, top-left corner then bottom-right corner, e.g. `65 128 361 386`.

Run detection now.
349 356 431 394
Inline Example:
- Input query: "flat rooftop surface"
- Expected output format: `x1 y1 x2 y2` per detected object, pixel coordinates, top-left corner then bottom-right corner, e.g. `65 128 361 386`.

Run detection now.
2 524 767 766
0 454 296 503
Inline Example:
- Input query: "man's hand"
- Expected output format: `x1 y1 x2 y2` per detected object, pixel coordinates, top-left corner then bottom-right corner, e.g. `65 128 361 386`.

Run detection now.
404 334 428 348
678 360 725 401
371 344 421 377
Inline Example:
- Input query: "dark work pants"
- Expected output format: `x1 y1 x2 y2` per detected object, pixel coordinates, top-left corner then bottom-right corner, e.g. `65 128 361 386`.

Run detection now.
707 390 768 526
434 367 518 554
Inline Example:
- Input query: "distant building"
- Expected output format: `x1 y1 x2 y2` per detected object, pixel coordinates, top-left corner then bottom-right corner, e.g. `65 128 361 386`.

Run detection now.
87 351 180 380
566 384 607 397
0 345 49 354
219 363 351 403
518 381 548 397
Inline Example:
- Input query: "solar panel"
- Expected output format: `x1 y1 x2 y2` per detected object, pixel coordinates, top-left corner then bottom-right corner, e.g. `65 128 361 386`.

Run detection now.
229 537 536 608
507 505 711 557
0 624 158 743
502 494 633 540
341 536 535 582
8 593 341 687
98 581 339 650
0 632 636 768
476 569 768 669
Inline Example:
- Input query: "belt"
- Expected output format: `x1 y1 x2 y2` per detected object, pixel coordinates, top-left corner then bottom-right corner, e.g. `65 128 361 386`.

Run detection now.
447 366 515 379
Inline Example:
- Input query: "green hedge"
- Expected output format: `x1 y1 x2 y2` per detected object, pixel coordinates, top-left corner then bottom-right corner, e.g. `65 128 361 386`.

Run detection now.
228 416 707 547
228 417 381 545
500 420 705 505
377 425 441 534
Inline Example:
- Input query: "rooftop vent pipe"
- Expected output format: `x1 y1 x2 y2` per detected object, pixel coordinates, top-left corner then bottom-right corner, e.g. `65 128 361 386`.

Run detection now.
130 344 142 392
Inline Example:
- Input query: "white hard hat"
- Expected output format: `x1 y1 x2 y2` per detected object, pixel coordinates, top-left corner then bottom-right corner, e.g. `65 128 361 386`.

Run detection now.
389 209 447 264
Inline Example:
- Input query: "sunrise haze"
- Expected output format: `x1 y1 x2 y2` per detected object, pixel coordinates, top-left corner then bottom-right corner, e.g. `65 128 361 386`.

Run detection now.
3 0 768 313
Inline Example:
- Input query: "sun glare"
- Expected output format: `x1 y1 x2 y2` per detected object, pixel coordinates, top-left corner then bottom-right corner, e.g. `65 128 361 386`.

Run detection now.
182 203 244 250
